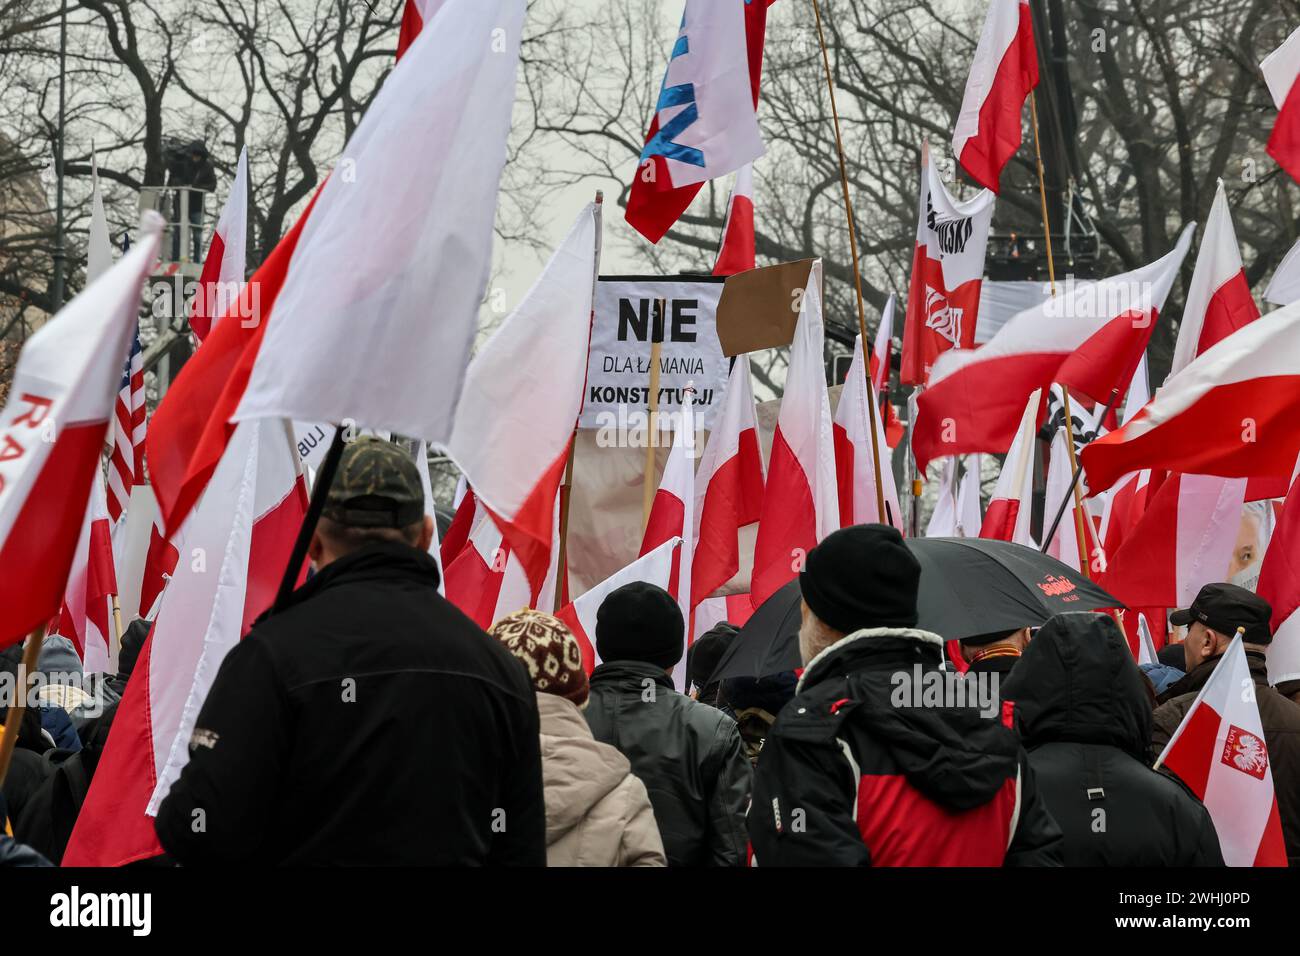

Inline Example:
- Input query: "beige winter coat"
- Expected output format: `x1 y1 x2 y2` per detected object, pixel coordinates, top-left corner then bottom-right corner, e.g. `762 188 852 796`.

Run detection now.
537 693 666 867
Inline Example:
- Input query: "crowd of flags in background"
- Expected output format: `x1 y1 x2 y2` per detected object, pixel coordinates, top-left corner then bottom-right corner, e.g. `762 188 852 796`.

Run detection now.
0 0 1298 866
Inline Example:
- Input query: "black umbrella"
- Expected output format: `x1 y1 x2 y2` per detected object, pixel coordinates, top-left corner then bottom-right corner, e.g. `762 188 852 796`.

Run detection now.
709 537 1123 683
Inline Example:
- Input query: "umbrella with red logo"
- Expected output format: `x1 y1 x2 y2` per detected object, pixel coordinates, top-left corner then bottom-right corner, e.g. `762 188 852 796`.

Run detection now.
709 537 1124 683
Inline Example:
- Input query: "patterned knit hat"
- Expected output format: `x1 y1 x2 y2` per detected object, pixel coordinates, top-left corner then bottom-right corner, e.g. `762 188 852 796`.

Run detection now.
489 609 589 706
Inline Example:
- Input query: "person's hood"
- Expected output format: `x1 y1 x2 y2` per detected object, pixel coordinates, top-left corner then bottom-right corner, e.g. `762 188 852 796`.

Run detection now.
536 693 635 842
589 658 675 692
1002 612 1151 761
802 627 1020 811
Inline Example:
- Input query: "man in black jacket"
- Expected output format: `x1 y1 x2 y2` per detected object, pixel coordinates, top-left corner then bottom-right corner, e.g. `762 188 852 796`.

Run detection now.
155 438 545 865
584 582 751 866
1002 612 1223 866
748 524 1063 866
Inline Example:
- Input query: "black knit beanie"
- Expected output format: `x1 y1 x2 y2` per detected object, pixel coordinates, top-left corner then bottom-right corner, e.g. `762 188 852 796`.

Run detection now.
799 524 921 634
595 582 685 669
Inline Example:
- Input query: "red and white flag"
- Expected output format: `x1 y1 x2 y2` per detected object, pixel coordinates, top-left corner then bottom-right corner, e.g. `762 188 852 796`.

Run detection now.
189 146 248 343
0 215 160 650
625 0 769 244
1258 477 1300 687
1098 473 1247 610
871 296 906 448
834 335 902 529
951 0 1039 192
105 327 145 527
1264 238 1300 308
713 163 756 276
691 355 764 609
447 203 599 601
138 517 180 619
1263 27 1300 186
1042 429 1082 572
556 537 680 675
901 144 995 385
87 154 113 281
692 592 755 642
914 227 1193 475
442 498 533 631
751 260 839 605
64 418 306 867
640 396 697 621
980 388 1040 547
924 456 981 539
53 468 119 674
396 0 445 60
1081 299 1300 495
1156 635 1288 867
440 477 475 569
1167 181 1259 380
414 441 445 596
149 0 524 537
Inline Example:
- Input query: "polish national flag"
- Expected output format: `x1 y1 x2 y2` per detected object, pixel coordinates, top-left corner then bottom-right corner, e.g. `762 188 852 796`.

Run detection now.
447 203 599 601
65 417 307 867
951 0 1039 193
713 164 756 276
556 537 681 675
924 456 981 539
1042 428 1082 572
138 517 180 619
396 0 445 60
870 296 905 448
441 498 533 631
440 478 475 569
149 0 524 538
1081 298 1300 495
1156 635 1288 866
0 214 160 650
691 355 764 609
1098 473 1247 610
640 396 696 622
901 144 995 385
1136 612 1160 666
751 260 839 605
1257 477 1300 687
834 335 902 529
625 0 769 244
914 227 1194 475
189 146 248 343
1262 27 1300 186
1167 181 1259 380
979 388 1040 547
53 468 119 674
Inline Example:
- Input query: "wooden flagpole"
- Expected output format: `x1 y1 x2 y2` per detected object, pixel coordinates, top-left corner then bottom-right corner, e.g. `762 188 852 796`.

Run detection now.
0 626 46 791
111 595 125 650
811 0 888 523
1029 89 1092 576
554 191 603 611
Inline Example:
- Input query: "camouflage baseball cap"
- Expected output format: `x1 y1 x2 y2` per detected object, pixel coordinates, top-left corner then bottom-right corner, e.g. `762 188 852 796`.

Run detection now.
323 437 426 529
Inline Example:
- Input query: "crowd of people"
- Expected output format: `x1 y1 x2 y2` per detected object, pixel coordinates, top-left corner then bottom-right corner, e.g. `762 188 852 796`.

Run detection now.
3 438 1298 867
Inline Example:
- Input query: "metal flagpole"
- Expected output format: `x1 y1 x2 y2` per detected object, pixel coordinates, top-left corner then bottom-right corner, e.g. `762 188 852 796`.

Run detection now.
810 0 888 523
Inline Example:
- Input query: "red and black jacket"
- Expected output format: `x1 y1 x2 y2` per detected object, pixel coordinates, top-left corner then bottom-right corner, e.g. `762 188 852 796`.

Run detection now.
747 627 1063 866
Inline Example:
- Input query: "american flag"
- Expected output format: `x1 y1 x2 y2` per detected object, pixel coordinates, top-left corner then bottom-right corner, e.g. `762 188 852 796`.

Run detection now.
106 326 146 523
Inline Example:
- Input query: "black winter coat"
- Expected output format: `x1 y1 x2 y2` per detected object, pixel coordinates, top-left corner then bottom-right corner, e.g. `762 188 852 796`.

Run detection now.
1002 613 1223 867
154 542 545 866
748 627 1064 866
585 660 751 867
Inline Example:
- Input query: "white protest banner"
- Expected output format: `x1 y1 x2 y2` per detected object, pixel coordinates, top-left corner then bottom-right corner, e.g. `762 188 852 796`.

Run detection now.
579 275 730 431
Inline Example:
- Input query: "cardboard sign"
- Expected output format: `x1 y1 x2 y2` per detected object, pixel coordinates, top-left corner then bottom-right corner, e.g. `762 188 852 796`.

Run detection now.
715 259 817 356
579 275 730 430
